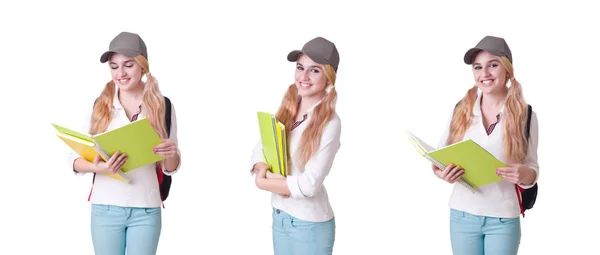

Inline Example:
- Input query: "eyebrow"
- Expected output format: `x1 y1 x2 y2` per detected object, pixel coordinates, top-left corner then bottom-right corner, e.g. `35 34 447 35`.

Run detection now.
473 59 500 65
109 60 135 65
297 63 323 70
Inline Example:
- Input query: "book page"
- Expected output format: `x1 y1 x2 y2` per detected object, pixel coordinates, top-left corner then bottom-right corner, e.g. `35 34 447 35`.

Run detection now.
408 132 435 152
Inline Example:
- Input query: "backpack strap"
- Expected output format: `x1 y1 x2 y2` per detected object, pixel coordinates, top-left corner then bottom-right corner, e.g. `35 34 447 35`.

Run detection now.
164 96 171 137
516 104 533 217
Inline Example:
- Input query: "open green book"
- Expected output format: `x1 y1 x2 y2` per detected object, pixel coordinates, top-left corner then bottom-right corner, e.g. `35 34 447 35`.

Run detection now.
407 131 505 192
52 118 165 182
257 112 288 177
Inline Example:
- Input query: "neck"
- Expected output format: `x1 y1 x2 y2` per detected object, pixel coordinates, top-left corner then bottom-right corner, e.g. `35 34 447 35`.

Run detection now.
298 93 325 115
481 86 508 110
118 83 145 106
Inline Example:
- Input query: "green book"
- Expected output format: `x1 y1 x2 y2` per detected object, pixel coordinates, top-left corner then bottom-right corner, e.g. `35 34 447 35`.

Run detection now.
257 112 288 176
407 131 505 192
52 117 165 173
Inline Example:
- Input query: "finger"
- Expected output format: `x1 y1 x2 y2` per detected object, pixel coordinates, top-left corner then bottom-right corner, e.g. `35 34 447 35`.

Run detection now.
440 164 454 178
154 146 175 152
107 151 120 165
93 154 101 164
444 165 461 181
112 154 127 169
155 150 176 157
448 169 464 182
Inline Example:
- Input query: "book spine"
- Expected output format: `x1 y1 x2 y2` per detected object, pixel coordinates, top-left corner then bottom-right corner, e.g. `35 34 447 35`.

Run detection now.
424 154 477 193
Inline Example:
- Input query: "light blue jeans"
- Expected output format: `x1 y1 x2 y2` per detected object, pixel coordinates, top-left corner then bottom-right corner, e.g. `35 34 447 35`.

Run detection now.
450 209 521 255
272 208 336 255
91 204 162 255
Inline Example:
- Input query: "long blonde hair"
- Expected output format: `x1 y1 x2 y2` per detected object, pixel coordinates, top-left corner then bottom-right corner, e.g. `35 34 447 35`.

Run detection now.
446 56 528 163
89 55 167 139
275 64 337 169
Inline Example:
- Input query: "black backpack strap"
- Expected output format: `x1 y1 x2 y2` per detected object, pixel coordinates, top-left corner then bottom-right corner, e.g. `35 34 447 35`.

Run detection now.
164 96 171 138
525 104 532 140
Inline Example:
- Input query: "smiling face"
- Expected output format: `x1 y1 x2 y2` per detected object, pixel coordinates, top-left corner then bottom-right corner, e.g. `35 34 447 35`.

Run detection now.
294 54 330 100
108 53 144 91
472 51 508 95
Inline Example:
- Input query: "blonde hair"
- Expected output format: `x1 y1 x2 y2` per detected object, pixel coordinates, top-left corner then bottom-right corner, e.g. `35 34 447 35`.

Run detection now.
446 56 528 163
89 55 167 139
275 64 337 169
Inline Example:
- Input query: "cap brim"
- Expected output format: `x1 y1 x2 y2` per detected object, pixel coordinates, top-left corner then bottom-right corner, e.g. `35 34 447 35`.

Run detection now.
287 50 328 66
100 48 140 63
464 48 483 64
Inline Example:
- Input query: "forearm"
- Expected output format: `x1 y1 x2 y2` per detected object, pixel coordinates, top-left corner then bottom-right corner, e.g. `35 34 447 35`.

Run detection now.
257 178 291 196
164 154 180 172
73 158 98 173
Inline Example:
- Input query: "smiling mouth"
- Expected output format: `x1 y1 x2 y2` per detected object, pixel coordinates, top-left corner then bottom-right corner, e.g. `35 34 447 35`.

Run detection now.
299 82 312 89
117 78 130 84
481 79 494 86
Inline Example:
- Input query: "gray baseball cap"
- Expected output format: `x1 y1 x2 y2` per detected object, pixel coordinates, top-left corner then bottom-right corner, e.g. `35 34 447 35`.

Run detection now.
287 37 340 72
100 32 148 63
464 36 512 64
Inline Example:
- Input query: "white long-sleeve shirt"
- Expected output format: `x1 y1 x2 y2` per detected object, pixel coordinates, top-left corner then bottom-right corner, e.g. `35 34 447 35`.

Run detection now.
437 92 539 218
251 104 341 222
69 87 181 208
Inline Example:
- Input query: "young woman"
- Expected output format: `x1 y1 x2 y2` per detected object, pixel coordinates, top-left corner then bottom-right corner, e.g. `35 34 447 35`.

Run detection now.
433 35 539 254
69 31 181 255
250 37 342 255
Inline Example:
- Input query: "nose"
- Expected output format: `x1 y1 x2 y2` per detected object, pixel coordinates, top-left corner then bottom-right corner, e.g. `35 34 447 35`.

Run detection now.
118 67 127 77
482 66 491 77
299 69 310 81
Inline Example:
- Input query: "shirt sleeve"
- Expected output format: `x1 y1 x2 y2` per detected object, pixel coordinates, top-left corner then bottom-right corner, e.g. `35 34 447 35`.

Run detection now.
519 111 539 189
68 102 94 176
249 140 266 175
286 116 341 199
163 103 181 176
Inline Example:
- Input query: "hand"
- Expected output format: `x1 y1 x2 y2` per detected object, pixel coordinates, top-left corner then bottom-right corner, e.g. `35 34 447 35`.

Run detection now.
153 139 177 159
496 164 532 185
252 162 270 175
433 163 464 184
93 151 127 174
266 172 289 198
254 164 267 187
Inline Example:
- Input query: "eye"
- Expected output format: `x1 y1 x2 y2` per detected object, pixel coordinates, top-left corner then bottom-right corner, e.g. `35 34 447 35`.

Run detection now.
489 63 498 68
310 68 320 73
110 65 118 69
125 64 134 68
474 65 482 70
296 66 304 71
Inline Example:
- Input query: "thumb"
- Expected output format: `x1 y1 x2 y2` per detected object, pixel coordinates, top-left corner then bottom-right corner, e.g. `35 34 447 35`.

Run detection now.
93 154 101 164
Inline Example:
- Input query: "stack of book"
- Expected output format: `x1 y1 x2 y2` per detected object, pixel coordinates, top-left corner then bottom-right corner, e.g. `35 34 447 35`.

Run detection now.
257 112 288 177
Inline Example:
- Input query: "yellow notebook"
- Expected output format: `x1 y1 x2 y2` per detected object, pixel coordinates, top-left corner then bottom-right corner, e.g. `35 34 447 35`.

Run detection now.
257 112 288 177
52 118 165 183
407 131 505 192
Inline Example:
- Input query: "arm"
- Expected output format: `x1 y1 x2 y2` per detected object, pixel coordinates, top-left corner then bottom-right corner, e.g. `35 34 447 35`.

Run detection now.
258 117 342 199
250 140 267 174
163 103 181 174
517 112 539 188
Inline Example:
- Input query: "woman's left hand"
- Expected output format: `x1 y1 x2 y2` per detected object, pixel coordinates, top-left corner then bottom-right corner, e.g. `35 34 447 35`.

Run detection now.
153 139 178 159
496 164 533 185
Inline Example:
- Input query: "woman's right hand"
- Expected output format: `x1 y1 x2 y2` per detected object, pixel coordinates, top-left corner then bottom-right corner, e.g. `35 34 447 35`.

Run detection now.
93 151 128 174
432 163 464 184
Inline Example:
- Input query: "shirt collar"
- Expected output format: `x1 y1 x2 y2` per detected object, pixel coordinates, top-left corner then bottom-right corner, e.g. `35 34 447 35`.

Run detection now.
472 91 507 117
112 86 124 110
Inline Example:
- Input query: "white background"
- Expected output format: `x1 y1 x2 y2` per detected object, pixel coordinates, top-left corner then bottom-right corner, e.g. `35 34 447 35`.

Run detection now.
1 0 598 254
